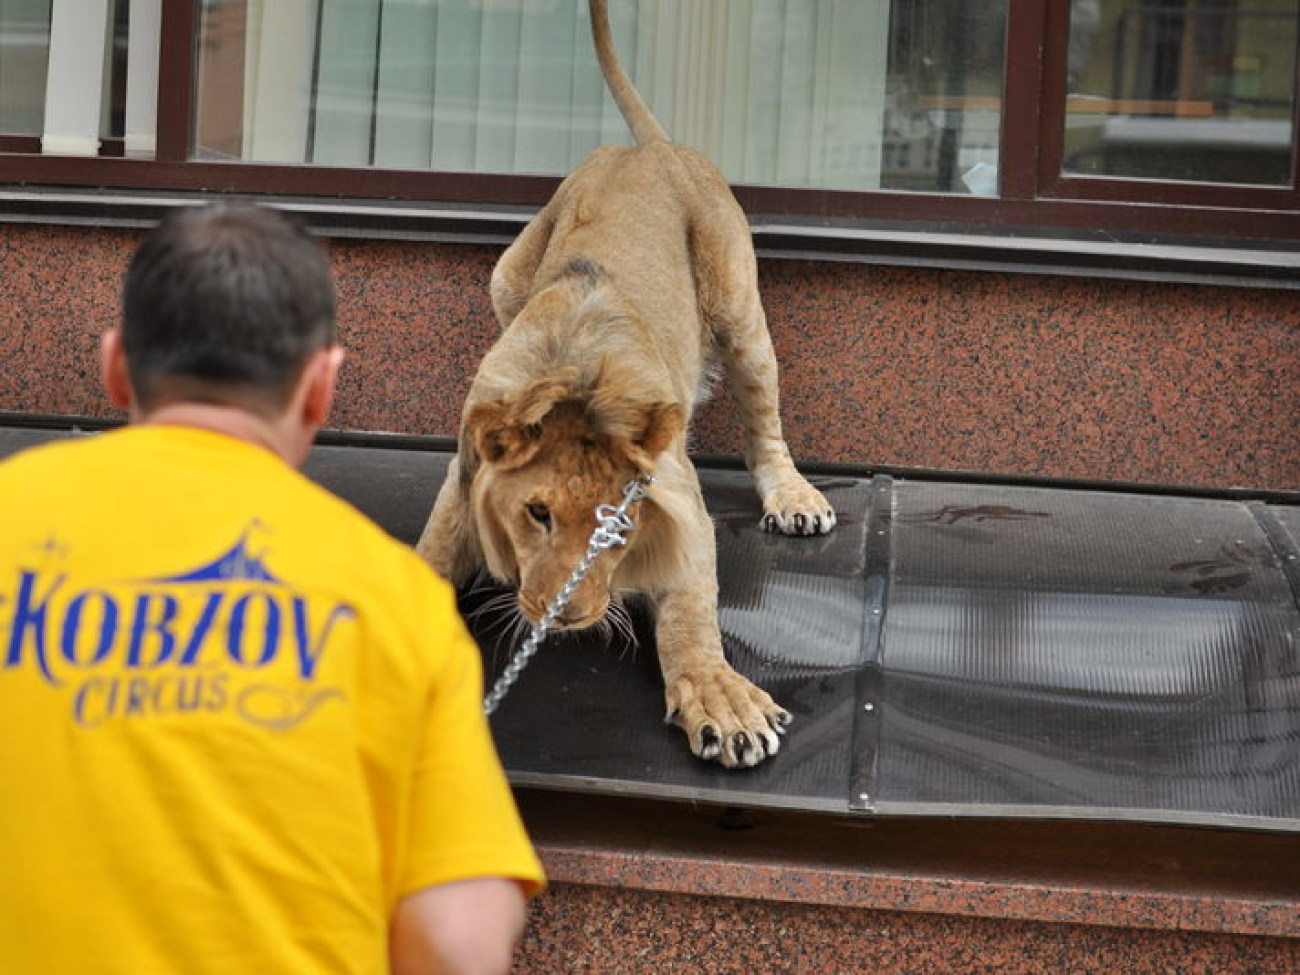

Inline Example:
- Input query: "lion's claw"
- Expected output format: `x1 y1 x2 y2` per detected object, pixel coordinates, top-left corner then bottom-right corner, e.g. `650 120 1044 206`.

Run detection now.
699 725 722 760
732 732 752 763
755 727 780 757
759 480 837 536
760 508 836 536
665 664 790 768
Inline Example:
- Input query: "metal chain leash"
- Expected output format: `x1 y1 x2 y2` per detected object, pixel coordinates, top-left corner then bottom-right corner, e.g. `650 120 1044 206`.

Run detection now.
483 474 653 715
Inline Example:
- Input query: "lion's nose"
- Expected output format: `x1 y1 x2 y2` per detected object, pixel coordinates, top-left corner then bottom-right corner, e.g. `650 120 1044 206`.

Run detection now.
517 594 597 629
516 592 548 624
518 584 609 629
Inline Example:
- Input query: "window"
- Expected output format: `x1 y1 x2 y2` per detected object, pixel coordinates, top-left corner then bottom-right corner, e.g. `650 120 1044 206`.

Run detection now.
0 0 53 136
1 0 1297 244
0 0 135 155
1062 0 1297 186
190 1 1006 195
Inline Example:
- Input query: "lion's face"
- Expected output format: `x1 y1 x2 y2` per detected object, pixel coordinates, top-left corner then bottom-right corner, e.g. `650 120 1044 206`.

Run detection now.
465 390 683 630
473 453 636 628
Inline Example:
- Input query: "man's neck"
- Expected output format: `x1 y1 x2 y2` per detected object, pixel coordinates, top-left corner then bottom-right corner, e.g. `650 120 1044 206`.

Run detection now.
135 402 306 465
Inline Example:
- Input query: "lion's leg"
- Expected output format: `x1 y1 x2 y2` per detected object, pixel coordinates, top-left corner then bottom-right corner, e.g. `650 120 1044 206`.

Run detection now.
653 485 791 768
489 210 556 328
722 303 835 535
415 455 481 586
690 200 835 536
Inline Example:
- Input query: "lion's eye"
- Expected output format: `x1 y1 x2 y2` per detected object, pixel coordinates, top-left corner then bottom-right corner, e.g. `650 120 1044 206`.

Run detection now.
525 502 552 530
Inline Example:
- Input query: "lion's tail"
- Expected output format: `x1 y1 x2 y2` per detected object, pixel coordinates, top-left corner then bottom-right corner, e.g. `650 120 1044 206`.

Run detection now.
589 0 669 145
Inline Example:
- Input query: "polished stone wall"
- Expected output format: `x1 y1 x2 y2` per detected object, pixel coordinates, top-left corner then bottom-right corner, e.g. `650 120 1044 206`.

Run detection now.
3 222 1297 491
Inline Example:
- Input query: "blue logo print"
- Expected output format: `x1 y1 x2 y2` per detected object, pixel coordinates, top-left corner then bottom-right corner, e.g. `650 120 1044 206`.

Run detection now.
3 527 355 730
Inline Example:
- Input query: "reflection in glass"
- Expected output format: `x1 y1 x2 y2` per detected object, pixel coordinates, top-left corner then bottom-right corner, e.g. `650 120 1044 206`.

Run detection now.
1063 0 1297 185
0 0 52 135
0 0 131 142
195 0 1008 196
883 1 1008 194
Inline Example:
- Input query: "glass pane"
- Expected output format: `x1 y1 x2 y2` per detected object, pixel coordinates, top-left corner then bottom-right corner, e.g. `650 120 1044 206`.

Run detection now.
0 0 129 142
194 0 1008 196
1063 0 1297 185
0 0 52 135
883 0 1008 194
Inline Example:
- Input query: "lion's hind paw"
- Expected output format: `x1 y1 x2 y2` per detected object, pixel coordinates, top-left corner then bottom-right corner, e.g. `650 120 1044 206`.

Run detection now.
761 508 836 536
758 475 835 536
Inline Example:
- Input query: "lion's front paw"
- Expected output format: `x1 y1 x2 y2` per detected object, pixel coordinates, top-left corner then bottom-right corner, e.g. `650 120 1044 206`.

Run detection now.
760 478 836 537
664 663 792 768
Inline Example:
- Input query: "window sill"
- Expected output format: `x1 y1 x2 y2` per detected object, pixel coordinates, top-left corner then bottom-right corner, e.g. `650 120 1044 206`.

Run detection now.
2 186 1298 291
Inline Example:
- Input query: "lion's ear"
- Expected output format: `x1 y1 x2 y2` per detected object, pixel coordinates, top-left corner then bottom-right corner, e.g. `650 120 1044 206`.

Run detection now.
466 402 543 471
618 402 685 470
456 426 479 490
638 403 685 456
465 374 576 470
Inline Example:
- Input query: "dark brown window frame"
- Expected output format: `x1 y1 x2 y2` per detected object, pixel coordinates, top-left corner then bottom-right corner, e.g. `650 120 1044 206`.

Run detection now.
1 0 1298 245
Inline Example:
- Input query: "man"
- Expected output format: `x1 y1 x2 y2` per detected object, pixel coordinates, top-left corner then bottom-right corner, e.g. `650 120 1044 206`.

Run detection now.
0 203 543 974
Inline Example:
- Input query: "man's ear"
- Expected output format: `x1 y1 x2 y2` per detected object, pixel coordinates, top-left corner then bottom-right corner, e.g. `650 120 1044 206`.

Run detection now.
99 328 134 411
300 344 345 429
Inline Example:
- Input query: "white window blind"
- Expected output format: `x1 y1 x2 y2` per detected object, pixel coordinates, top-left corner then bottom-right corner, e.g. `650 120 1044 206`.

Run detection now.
242 0 318 163
202 0 890 189
630 0 889 189
307 0 630 171
41 0 112 155
124 0 160 157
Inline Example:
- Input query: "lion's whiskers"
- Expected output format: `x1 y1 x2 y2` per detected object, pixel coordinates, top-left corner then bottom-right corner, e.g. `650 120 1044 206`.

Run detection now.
466 586 640 662
465 590 530 665
600 597 640 660
465 590 519 628
506 607 534 650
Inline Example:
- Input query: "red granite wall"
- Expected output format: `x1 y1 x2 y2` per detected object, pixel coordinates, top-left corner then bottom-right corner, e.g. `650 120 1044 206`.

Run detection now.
515 791 1300 975
517 883 1300 974
1 222 1296 489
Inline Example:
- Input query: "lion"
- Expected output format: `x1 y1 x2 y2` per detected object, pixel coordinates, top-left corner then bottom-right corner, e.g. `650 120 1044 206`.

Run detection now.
416 0 835 768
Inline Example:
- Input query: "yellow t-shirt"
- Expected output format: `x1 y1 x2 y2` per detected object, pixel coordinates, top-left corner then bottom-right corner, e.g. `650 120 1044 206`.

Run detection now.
0 425 544 974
